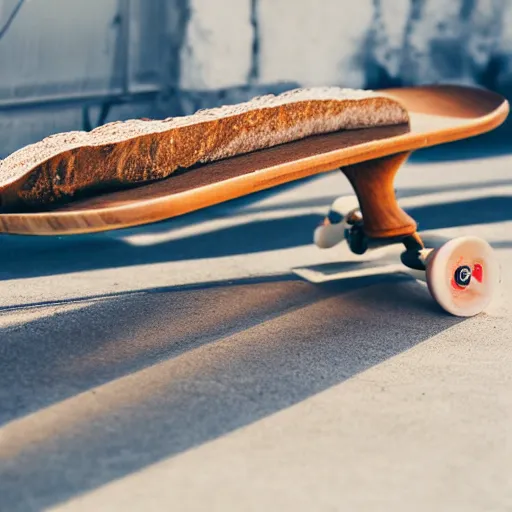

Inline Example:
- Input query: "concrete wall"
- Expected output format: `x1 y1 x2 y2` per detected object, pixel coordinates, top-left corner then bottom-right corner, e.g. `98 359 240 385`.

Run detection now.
0 0 165 156
1 0 511 157
176 0 512 91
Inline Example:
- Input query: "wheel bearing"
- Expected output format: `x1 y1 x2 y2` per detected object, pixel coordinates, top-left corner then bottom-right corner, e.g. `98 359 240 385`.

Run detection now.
454 265 472 288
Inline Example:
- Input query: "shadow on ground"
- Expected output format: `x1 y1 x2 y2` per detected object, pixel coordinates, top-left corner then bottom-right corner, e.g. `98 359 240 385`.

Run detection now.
0 270 464 511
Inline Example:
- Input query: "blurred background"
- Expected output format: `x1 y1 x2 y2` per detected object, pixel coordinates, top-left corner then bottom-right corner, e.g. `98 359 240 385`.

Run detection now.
1 0 512 159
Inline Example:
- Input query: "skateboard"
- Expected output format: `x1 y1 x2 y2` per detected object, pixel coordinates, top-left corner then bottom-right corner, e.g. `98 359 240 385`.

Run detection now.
0 85 508 317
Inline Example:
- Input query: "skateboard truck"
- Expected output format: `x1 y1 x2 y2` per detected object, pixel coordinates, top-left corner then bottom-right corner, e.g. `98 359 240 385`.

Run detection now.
314 153 499 317
316 153 429 266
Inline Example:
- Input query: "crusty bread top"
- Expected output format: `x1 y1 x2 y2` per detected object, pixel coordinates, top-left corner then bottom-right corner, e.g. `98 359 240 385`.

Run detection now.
0 87 408 189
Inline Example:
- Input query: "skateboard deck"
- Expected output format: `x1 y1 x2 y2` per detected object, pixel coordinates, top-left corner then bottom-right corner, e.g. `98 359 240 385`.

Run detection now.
0 84 508 236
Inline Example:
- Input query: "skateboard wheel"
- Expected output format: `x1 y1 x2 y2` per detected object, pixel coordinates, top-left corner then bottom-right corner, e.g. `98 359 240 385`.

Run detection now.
314 222 345 249
425 236 499 317
329 195 360 219
313 195 360 249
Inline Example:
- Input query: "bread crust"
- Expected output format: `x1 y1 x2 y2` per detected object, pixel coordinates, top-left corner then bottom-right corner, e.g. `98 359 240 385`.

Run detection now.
0 87 409 212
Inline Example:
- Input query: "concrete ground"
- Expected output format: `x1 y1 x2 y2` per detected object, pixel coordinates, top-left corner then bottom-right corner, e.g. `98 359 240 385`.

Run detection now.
0 132 511 511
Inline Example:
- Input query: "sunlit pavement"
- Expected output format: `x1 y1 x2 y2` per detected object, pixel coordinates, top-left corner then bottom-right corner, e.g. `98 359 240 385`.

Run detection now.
1 135 511 511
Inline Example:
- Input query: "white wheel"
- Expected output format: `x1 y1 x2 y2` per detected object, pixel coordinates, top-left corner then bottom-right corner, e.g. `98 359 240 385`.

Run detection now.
329 195 360 216
425 236 499 317
314 219 346 249
314 195 359 249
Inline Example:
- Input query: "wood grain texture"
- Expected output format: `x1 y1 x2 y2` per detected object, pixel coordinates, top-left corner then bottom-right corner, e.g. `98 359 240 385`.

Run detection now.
0 85 508 236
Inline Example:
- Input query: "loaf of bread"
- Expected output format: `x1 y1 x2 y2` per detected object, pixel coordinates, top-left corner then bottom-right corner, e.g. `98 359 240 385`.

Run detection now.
0 87 409 212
